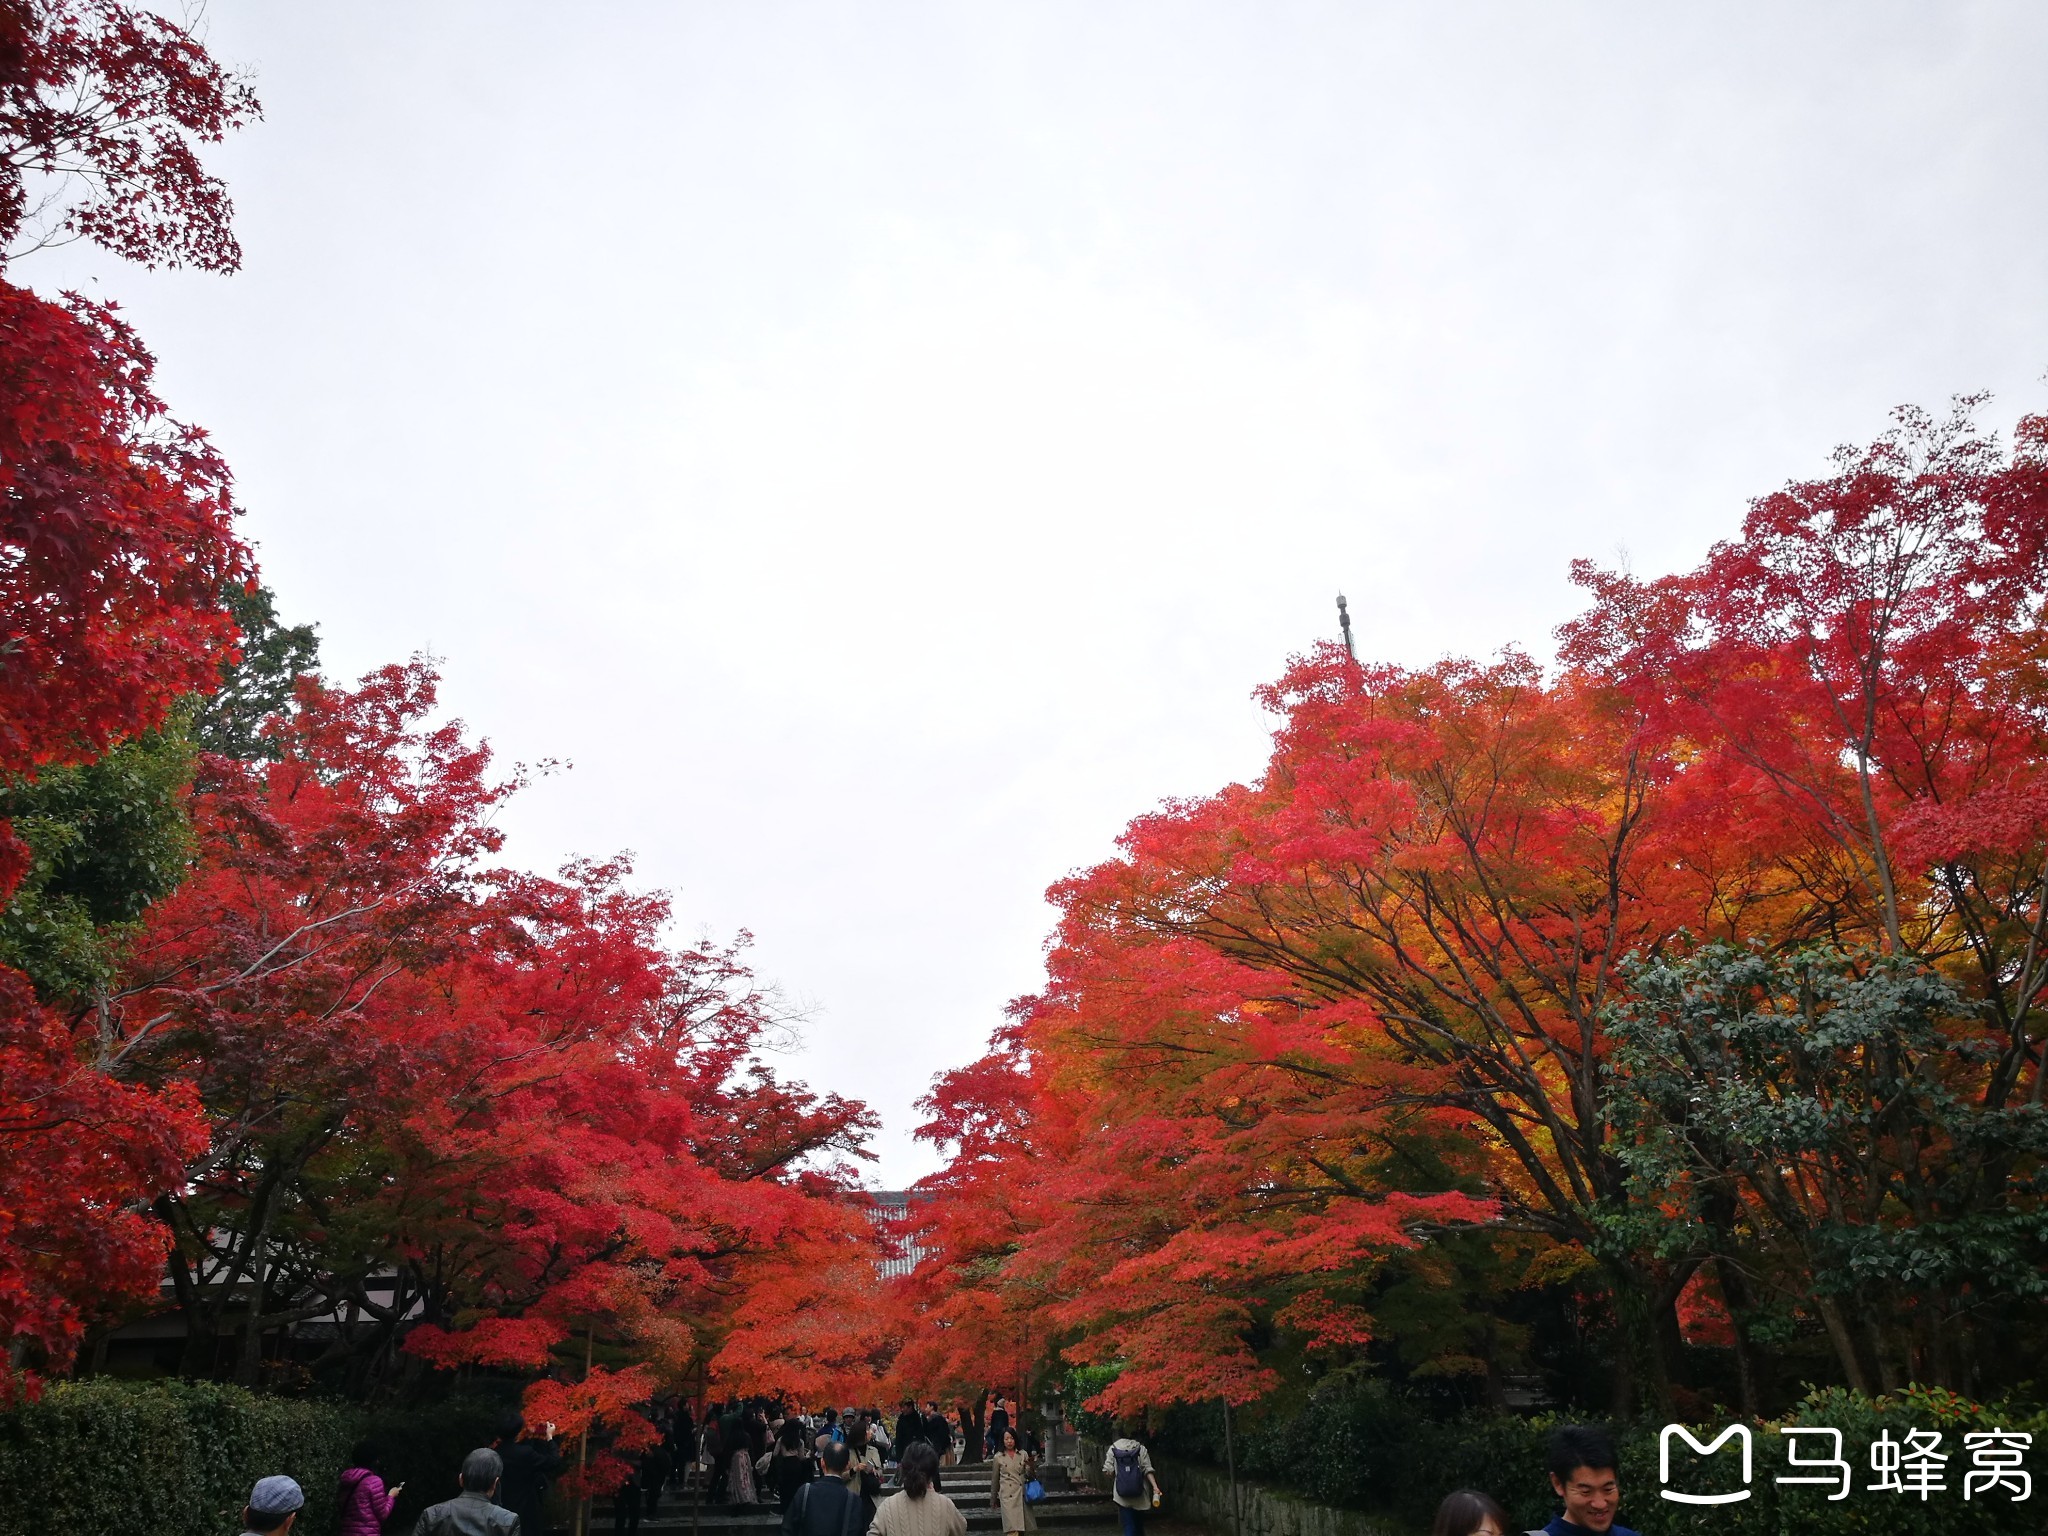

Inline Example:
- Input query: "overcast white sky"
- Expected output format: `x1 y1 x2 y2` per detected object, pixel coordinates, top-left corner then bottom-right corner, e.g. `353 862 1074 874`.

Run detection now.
27 3 2048 1183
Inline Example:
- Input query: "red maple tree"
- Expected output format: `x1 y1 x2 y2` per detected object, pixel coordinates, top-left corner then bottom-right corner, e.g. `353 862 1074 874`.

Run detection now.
903 401 2048 1417
0 6 896 1425
78 661 879 1459
0 0 259 271
0 971 203 1399
0 284 247 891
0 2 260 1393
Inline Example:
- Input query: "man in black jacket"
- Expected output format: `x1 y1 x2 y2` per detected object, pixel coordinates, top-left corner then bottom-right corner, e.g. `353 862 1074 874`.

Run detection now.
893 1402 923 1464
782 1442 862 1536
922 1404 952 1463
494 1414 563 1536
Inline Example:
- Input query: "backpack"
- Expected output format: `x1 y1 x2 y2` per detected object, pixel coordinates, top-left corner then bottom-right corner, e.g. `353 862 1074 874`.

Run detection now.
1112 1443 1146 1500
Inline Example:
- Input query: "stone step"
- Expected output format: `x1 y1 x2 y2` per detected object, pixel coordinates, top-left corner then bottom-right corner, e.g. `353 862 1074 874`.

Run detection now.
627 1492 1094 1514
603 1504 1117 1535
608 1486 1112 1532
617 1491 1104 1517
667 1465 1065 1498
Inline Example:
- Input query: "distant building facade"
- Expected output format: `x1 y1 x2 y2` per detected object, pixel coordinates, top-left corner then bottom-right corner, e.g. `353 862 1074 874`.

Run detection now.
867 1189 932 1280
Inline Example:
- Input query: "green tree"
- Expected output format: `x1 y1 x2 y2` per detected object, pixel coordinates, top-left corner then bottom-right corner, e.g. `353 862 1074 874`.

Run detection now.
0 729 196 1003
188 584 320 761
0 585 314 1003
1605 942 2048 1400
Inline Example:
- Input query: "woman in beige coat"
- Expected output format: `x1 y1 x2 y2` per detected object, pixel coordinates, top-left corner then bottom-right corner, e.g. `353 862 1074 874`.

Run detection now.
988 1428 1039 1536
871 1443 965 1536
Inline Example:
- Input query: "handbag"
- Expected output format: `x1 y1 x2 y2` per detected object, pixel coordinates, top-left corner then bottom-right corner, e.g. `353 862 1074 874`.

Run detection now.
1024 1478 1045 1505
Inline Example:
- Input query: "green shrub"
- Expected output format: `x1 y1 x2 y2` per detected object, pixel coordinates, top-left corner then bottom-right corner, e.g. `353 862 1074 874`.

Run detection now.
0 1379 356 1536
1059 1365 1127 1443
1218 1377 2046 1535
0 1379 518 1536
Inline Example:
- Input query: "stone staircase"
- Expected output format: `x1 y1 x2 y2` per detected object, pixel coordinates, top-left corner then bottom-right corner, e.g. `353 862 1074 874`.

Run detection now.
602 1461 1119 1533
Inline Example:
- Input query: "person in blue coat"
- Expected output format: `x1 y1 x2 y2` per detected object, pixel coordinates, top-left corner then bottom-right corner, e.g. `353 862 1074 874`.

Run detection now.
1536 1426 1637 1536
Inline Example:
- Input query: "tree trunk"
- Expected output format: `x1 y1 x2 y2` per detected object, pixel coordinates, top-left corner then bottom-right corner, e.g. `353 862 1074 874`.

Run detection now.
1864 1314 1902 1394
576 1328 594 1536
1606 1260 1674 1417
1712 1257 1764 1418
1815 1296 1871 1394
1611 1337 1636 1420
1924 1295 1957 1390
236 1221 269 1386
178 1316 217 1378
1653 1270 1692 1399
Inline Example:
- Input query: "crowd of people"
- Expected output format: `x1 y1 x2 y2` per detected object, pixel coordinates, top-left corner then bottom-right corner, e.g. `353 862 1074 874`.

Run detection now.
298 1395 1052 1536
236 1407 1636 1536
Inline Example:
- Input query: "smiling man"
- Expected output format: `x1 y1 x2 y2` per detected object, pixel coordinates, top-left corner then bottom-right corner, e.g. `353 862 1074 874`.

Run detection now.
1535 1426 1637 1536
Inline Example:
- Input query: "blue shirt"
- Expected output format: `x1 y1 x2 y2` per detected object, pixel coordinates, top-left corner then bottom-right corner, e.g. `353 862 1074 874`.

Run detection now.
1542 1518 1638 1536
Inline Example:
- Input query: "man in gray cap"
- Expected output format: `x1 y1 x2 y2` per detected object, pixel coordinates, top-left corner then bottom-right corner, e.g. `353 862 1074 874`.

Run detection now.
243 1476 305 1536
415 1447 520 1536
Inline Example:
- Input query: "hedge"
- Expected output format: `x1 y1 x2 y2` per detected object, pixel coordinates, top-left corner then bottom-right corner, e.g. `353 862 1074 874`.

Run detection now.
0 1379 357 1536
1156 1379 2047 1536
0 1379 516 1536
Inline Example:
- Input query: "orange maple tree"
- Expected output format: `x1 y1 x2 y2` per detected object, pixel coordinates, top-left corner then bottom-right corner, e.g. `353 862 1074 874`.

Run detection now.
901 399 2048 1419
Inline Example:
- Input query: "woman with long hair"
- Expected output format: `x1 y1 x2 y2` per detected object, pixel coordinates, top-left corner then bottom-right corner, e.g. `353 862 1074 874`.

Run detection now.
988 1427 1038 1536
727 1412 760 1505
847 1417 885 1526
1430 1490 1508 1536
769 1415 815 1507
871 1442 966 1536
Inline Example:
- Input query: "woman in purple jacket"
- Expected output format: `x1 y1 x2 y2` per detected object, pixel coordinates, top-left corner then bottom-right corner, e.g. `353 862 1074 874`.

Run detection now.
337 1441 403 1536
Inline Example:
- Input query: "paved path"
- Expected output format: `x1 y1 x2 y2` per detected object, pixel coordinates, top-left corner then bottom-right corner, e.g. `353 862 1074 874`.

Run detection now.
602 1460 1124 1534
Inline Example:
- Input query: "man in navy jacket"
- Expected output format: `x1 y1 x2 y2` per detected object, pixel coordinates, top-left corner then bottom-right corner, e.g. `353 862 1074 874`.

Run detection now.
1535 1426 1637 1536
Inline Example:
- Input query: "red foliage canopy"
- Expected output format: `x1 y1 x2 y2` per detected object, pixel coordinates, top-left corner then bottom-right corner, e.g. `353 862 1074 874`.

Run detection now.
87 663 877 1463
898 400 2048 1418
0 0 259 270
0 4 258 1393
0 970 203 1399
1563 401 2048 1077
0 279 246 890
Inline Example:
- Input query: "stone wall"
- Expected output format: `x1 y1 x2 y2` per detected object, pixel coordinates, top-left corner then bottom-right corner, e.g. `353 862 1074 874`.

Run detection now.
1079 1439 1409 1536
